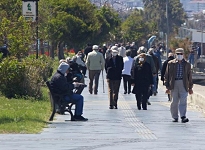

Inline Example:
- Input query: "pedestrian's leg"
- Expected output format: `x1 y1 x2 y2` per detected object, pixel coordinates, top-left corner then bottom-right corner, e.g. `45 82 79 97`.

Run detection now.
128 75 132 94
70 94 84 116
122 75 128 94
82 66 86 76
170 81 180 120
88 70 95 94
152 75 157 95
107 79 114 108
142 87 149 110
94 70 101 94
135 94 141 110
178 80 188 118
113 80 121 108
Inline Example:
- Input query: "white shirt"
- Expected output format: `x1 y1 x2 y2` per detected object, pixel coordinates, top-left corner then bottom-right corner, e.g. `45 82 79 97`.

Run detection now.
118 46 126 57
122 56 133 75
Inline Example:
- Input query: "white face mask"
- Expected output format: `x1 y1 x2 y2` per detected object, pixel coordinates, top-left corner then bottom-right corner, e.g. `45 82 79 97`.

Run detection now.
139 57 144 62
112 52 118 56
177 55 183 60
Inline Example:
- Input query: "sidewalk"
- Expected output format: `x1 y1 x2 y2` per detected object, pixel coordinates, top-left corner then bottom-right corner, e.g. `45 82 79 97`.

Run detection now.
1 76 205 150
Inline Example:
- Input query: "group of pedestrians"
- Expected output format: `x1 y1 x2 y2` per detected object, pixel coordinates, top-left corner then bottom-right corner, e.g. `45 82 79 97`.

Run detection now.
50 42 194 123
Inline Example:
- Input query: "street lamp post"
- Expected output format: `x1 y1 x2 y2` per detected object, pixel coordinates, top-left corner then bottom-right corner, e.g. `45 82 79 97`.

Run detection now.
166 0 169 59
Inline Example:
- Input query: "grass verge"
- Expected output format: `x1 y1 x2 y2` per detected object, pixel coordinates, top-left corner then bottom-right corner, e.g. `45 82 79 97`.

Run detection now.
0 87 51 134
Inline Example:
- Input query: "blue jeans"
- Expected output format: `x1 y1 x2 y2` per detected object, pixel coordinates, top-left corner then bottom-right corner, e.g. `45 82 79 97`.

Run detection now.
152 75 157 93
64 94 84 116
188 54 194 65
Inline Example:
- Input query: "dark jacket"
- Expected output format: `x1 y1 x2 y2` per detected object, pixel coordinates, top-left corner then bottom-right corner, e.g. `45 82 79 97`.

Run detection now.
161 56 174 81
131 62 153 94
84 46 92 57
50 71 74 96
105 55 124 80
150 53 159 73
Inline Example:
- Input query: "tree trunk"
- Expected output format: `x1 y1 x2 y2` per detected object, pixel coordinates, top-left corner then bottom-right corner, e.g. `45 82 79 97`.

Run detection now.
58 41 65 60
50 40 56 59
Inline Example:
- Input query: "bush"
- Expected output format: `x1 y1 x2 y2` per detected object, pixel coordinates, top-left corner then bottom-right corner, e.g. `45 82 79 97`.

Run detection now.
0 55 53 98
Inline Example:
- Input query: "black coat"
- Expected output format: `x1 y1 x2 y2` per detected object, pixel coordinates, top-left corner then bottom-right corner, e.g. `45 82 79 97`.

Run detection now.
131 62 153 94
50 71 74 96
161 56 174 81
105 55 124 80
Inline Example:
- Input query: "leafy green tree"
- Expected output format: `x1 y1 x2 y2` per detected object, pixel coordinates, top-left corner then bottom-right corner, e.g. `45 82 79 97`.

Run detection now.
143 0 186 33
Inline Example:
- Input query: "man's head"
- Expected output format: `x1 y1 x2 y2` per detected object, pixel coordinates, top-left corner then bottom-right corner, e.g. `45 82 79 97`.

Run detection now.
148 48 154 55
77 51 83 57
137 46 147 54
57 62 70 75
92 45 99 51
111 46 119 57
168 52 174 58
175 48 184 61
103 43 106 47
125 50 132 57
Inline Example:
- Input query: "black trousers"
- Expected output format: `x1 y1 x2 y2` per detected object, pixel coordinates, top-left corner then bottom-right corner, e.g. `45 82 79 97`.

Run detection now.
122 74 131 93
135 87 149 110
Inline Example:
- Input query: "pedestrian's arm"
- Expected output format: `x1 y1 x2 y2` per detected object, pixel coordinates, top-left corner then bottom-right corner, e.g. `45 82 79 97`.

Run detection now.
85 55 90 70
101 54 105 70
150 56 156 74
164 63 170 89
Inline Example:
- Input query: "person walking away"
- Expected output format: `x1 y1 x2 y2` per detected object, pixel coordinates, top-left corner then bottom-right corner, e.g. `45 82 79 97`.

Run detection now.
188 46 195 67
122 50 133 94
131 53 153 110
153 45 162 71
105 46 124 109
102 44 107 58
147 48 159 96
118 43 126 57
164 48 193 123
161 52 174 101
86 45 105 95
84 43 92 61
50 62 88 121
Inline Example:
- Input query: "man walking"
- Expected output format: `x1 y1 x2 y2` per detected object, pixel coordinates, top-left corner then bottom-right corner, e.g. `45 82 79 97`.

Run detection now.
105 46 124 109
86 45 105 95
164 48 193 123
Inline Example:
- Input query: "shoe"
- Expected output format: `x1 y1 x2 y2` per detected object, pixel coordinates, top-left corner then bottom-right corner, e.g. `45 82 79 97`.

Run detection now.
109 105 114 109
89 90 92 94
143 108 147 110
147 101 151 105
172 118 178 122
181 117 189 123
74 115 88 121
114 105 118 109
94 92 97 95
128 91 131 94
124 91 127 94
153 92 157 96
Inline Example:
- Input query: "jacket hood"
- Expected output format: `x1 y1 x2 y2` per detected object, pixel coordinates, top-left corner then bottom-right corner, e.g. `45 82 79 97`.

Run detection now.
57 62 70 74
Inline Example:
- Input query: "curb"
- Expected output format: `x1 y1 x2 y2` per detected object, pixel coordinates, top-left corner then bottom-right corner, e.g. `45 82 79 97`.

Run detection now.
159 80 205 109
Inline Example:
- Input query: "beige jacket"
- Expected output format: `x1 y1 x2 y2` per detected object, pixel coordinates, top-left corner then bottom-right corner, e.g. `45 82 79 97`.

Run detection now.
86 50 105 70
164 59 193 91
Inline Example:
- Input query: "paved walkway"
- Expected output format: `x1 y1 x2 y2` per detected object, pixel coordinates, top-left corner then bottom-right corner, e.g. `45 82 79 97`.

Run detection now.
1 74 205 150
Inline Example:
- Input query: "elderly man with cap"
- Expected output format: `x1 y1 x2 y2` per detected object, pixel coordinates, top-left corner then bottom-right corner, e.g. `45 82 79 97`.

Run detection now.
164 48 193 123
50 62 88 121
105 46 124 109
86 45 105 95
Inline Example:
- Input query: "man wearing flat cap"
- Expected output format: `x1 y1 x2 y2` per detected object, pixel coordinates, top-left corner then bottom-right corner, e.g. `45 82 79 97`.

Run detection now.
105 46 124 109
86 45 105 95
164 48 193 123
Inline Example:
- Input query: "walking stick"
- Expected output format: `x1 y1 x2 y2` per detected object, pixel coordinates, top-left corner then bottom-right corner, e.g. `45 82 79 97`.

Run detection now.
102 70 105 93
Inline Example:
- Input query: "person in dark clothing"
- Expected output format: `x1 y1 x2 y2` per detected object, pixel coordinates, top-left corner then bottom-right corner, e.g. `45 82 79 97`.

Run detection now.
131 53 153 110
84 43 92 60
148 48 160 96
50 62 88 121
105 46 124 109
102 44 107 58
161 52 175 101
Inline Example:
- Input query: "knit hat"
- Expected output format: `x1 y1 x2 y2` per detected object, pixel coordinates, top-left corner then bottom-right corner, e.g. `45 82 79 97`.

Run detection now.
57 62 70 74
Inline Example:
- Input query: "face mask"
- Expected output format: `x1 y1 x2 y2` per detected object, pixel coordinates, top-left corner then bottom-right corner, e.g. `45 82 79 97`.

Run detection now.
112 52 118 56
177 55 183 60
139 57 144 62
78 55 82 57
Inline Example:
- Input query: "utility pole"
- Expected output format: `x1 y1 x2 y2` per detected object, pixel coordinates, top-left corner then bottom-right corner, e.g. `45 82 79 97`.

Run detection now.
166 0 169 59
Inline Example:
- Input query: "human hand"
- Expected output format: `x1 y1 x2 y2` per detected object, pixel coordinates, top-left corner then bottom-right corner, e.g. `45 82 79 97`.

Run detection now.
73 82 83 88
189 89 193 95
